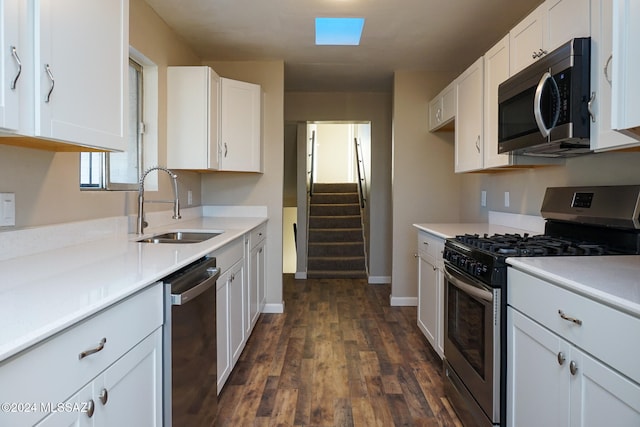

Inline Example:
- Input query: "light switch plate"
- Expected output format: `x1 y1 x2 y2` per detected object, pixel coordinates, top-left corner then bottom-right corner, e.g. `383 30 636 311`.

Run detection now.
0 193 15 226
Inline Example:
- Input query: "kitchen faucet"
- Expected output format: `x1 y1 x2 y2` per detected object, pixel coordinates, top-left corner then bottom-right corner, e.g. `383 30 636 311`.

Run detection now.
137 166 181 234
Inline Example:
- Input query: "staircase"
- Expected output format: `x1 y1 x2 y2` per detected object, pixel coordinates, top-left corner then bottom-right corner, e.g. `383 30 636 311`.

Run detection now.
307 183 367 279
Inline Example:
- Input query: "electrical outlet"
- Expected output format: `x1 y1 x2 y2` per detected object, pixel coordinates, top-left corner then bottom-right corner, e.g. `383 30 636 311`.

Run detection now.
504 191 510 207
0 193 15 226
481 191 487 207
187 190 193 206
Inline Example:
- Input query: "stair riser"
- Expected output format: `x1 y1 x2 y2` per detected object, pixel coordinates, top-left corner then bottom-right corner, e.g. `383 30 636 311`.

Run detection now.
308 243 364 257
308 257 366 271
313 183 358 193
311 193 359 204
308 229 363 243
309 204 360 216
309 216 361 228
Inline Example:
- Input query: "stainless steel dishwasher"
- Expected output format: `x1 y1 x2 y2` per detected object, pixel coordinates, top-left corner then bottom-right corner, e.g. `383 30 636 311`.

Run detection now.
162 256 221 426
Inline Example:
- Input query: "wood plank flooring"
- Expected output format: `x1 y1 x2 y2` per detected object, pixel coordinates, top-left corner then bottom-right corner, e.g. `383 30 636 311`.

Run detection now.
215 275 462 427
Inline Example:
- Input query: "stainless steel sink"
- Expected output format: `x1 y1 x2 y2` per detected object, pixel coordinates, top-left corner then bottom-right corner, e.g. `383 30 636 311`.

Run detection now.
137 231 222 244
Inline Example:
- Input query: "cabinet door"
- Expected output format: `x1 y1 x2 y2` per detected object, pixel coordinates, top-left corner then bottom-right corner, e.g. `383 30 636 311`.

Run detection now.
611 0 640 141
507 308 570 427
97 329 162 427
35 382 94 427
167 66 221 170
0 0 22 132
216 271 230 394
220 78 262 172
510 3 545 74
417 255 441 357
34 0 128 151
428 96 443 131
545 0 591 52
228 260 245 365
249 240 266 332
590 0 639 151
483 35 511 169
570 349 640 426
455 57 484 173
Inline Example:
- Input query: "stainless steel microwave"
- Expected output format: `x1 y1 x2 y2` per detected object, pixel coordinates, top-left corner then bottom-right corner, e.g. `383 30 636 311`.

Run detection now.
498 37 592 157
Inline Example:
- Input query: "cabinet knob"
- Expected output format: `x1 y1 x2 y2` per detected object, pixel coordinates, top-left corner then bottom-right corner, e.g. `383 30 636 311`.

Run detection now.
569 360 578 376
86 399 95 418
557 351 566 366
99 388 109 405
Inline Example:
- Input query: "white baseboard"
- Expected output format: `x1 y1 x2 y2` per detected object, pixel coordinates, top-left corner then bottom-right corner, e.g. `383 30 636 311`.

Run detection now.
262 302 285 314
389 296 418 306
368 276 391 284
294 272 307 279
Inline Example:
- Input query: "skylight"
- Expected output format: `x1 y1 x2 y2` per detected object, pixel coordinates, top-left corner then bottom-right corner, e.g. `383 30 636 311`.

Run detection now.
315 17 365 46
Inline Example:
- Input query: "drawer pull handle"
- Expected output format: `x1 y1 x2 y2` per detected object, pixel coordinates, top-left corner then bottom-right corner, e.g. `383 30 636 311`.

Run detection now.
558 310 582 326
79 337 107 360
99 388 108 405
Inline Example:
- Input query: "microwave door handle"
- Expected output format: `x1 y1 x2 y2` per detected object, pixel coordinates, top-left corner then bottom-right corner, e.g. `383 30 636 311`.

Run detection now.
534 71 553 137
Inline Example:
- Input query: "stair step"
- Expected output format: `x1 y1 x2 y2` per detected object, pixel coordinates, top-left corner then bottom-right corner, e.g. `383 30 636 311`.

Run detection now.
309 204 361 216
307 256 366 271
309 215 362 229
310 192 359 204
308 228 363 243
313 183 358 193
308 242 365 257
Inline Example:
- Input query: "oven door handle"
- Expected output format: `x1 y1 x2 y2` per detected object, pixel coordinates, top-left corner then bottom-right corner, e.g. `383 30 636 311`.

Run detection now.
444 268 493 303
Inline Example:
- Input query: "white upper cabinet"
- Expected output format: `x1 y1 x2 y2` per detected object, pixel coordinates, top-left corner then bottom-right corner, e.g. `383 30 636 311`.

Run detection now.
455 57 484 173
428 82 455 132
220 78 262 173
589 0 639 151
167 71 263 173
0 0 22 132
510 0 590 75
610 0 640 142
483 35 511 169
167 66 220 170
33 0 128 151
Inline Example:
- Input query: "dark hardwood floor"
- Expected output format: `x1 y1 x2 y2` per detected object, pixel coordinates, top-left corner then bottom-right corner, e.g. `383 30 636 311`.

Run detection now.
215 274 462 427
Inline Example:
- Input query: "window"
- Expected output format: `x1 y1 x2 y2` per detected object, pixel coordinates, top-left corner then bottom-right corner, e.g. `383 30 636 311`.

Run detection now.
80 59 144 190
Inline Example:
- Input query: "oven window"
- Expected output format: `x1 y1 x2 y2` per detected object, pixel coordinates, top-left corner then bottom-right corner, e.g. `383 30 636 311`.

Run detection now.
447 283 486 379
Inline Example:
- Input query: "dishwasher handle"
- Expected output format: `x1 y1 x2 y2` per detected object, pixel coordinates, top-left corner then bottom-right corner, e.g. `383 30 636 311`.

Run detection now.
171 266 220 306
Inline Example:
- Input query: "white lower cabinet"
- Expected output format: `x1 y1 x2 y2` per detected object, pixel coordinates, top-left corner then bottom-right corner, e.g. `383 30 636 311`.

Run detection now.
0 283 163 426
416 230 445 358
36 328 163 427
507 269 640 426
215 224 267 394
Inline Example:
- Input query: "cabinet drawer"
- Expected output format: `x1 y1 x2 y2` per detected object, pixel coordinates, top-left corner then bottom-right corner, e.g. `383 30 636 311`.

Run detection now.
211 238 243 273
508 268 640 384
0 283 163 426
250 223 267 248
417 231 444 266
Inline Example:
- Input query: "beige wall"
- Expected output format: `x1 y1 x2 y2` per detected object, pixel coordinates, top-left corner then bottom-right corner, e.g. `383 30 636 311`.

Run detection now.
0 0 202 228
459 150 640 222
391 70 462 301
284 91 393 281
200 60 285 308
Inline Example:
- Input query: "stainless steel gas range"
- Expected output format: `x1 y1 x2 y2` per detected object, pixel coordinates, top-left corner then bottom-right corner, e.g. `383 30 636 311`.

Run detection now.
442 185 640 427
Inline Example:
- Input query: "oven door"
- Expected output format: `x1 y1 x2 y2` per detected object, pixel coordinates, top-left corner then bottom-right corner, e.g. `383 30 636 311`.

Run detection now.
444 265 501 424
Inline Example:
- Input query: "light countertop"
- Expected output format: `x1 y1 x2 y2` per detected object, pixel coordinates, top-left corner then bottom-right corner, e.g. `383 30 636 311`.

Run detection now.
413 223 539 239
507 256 640 318
0 216 266 362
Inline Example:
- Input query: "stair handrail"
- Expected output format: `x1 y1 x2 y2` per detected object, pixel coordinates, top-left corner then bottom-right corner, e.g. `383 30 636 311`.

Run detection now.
309 130 316 197
354 137 367 209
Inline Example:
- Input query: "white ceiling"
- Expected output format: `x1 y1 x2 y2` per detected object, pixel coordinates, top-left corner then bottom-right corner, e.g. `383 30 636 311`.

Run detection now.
144 0 543 92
